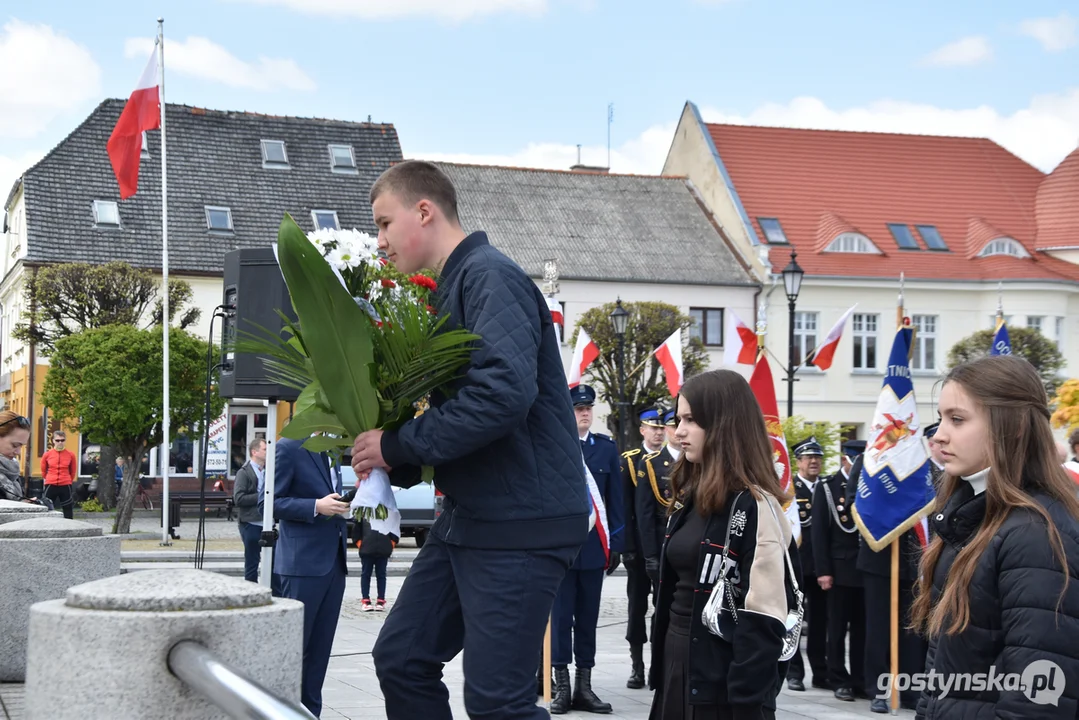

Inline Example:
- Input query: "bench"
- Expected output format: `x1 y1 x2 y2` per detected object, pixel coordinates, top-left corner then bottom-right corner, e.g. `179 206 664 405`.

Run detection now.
162 491 235 538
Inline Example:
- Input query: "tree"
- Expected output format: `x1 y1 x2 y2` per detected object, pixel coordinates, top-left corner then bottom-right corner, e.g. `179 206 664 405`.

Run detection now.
40 324 224 534
1051 379 1079 433
13 261 201 508
781 416 853 475
570 301 708 446
947 327 1065 396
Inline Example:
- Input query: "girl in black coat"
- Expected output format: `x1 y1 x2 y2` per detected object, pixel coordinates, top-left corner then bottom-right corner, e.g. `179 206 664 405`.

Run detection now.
649 370 801 720
912 355 1079 719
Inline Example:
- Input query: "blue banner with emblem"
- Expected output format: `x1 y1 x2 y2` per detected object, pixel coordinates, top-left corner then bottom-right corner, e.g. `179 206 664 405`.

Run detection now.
990 319 1011 356
852 325 936 551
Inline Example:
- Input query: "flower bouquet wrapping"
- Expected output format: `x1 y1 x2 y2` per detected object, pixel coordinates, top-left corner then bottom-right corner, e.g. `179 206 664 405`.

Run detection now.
241 215 478 537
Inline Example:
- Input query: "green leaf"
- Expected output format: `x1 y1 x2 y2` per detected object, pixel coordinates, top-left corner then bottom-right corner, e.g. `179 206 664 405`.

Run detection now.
301 435 353 453
281 405 347 440
421 465 435 483
277 215 379 435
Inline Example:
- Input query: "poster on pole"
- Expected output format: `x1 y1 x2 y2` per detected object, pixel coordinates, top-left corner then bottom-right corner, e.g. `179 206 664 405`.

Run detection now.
205 410 230 475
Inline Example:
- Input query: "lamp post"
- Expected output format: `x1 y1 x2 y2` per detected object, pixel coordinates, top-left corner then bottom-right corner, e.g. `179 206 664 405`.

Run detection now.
781 249 805 418
609 298 630 452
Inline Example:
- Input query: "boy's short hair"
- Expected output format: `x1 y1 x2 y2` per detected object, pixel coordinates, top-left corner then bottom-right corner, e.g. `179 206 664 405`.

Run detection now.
370 160 460 224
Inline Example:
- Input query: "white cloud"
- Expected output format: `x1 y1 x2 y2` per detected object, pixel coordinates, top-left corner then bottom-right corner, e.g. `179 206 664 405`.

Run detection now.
0 20 101 139
124 37 316 92
409 90 1079 178
1020 12 1078 52
222 0 546 22
0 150 47 205
920 36 992 67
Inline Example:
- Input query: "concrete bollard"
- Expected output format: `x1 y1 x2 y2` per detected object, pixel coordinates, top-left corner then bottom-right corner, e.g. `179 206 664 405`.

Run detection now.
0 498 61 524
0 516 120 681
26 569 305 720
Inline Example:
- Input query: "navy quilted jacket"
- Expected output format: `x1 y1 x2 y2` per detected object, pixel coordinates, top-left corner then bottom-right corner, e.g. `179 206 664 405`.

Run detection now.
381 232 590 550
916 483 1079 719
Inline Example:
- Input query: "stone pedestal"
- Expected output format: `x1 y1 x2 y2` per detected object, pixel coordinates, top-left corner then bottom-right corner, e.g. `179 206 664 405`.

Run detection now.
26 569 304 720
0 498 61 524
0 517 120 681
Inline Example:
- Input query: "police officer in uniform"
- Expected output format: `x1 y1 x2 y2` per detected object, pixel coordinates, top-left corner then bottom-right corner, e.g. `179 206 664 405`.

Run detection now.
812 440 866 702
786 437 829 692
845 449 928 713
924 421 946 489
548 385 624 714
621 407 666 689
636 409 676 590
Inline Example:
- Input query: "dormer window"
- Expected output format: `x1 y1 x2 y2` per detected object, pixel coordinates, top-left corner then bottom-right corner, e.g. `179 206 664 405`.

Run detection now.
329 144 357 173
261 140 289 169
92 200 120 228
824 232 881 254
978 237 1029 258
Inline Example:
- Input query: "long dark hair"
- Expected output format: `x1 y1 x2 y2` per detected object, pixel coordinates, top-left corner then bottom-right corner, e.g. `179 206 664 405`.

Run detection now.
911 355 1079 637
669 369 790 515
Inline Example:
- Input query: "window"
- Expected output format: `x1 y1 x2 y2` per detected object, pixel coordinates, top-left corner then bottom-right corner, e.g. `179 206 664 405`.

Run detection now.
824 232 881 254
689 308 724 347
261 139 289 168
915 225 949 251
911 315 937 371
978 237 1030 258
311 209 340 231
794 311 818 366
1056 317 1065 349
329 144 356 172
92 200 120 227
205 206 234 232
1027 316 1044 334
141 131 150 158
852 313 878 369
167 433 196 475
887 223 920 250
757 217 789 245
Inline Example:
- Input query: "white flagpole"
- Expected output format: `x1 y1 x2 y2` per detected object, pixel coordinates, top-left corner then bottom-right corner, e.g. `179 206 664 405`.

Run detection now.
158 17 172 546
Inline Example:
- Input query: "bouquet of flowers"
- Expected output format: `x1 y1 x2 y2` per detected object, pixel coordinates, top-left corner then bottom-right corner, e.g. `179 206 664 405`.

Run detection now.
240 215 478 536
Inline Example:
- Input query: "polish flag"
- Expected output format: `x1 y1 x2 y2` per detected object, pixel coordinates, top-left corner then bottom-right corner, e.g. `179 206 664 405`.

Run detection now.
748 352 798 544
723 311 758 366
568 328 599 388
654 329 684 397
108 48 161 199
913 516 930 548
1065 462 1079 485
808 304 857 370
584 458 610 563
546 296 563 343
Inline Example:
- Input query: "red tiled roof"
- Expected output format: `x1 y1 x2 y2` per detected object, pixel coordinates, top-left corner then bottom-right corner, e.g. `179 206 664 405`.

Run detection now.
706 123 1079 282
1036 147 1079 250
813 212 872 253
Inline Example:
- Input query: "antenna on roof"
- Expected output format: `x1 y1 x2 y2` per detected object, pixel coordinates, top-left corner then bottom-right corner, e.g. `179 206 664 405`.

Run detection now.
577 144 582 165
607 103 613 170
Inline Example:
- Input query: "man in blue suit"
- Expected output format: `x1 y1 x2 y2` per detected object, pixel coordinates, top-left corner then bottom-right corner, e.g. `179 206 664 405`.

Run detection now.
270 436 351 718
548 384 624 714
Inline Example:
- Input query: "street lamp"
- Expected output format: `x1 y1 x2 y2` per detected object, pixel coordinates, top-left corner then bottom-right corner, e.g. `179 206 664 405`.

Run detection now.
781 249 805 418
609 298 630 452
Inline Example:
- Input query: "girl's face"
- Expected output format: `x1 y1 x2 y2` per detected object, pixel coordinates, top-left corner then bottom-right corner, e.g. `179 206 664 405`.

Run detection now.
0 429 29 460
935 382 991 478
674 395 706 463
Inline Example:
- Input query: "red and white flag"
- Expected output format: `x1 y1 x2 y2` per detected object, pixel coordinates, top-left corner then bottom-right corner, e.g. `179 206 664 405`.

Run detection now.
723 311 758 366
568 328 599 388
653 329 684 397
584 458 610 563
1065 462 1079 485
808 304 857 370
546 296 563 343
108 48 161 199
913 516 930 548
747 352 798 543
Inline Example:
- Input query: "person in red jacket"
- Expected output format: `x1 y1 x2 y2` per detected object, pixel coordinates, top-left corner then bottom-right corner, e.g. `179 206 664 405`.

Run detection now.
42 429 77 519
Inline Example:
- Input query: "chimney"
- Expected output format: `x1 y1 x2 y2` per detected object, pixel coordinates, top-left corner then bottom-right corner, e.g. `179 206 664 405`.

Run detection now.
569 144 609 174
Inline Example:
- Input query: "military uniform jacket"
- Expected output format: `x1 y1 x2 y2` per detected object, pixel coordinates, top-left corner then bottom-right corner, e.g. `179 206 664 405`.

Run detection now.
620 447 643 554
810 469 862 587
843 454 923 581
794 475 817 577
575 432 625 570
636 446 676 563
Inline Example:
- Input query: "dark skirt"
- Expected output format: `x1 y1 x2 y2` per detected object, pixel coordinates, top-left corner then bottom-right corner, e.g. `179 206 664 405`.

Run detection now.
649 611 776 720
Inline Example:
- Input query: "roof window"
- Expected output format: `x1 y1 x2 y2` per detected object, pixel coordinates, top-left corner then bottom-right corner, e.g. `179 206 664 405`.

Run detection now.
916 225 948 251
329 144 357 173
93 200 120 228
205 206 234 232
757 217 789 244
261 140 289 169
887 223 920 250
312 209 339 231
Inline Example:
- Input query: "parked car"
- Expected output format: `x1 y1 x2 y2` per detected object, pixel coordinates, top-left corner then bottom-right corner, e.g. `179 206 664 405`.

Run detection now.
339 466 437 547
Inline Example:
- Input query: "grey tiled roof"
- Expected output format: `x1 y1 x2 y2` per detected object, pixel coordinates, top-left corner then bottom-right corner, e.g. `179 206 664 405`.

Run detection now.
19 99 402 274
435 163 758 286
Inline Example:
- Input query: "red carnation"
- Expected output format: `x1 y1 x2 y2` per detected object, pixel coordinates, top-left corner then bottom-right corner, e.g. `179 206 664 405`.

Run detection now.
427 305 437 315
381 278 396 288
410 274 437 291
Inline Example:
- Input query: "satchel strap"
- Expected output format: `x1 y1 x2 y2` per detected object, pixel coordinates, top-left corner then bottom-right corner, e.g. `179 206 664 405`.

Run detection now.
720 491 744 562
763 495 801 594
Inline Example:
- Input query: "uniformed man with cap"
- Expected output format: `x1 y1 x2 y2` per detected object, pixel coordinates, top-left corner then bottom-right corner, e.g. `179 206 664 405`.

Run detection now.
621 407 667 689
546 384 624 714
811 439 866 702
636 409 677 591
924 421 945 489
786 437 830 692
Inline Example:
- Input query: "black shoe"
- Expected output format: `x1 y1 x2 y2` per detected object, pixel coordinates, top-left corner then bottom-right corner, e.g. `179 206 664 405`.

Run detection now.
571 667 613 714
834 687 855 702
787 678 805 692
550 667 571 714
811 678 831 690
870 699 889 713
626 644 645 689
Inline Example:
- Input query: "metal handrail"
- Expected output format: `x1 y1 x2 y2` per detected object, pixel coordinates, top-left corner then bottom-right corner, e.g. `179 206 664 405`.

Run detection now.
167 640 316 720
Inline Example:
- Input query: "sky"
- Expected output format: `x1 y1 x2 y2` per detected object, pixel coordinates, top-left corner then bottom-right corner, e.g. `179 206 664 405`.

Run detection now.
2 0 1078 202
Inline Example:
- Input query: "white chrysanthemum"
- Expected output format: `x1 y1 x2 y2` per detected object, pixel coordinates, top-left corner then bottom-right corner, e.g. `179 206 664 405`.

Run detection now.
324 247 346 270
307 228 338 253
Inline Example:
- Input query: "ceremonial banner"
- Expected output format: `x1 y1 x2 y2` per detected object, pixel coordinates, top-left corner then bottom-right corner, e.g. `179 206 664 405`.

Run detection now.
852 326 936 551
990 318 1011 356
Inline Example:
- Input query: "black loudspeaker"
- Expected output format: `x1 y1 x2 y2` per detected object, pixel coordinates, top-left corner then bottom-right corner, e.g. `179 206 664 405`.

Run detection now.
219 248 301 401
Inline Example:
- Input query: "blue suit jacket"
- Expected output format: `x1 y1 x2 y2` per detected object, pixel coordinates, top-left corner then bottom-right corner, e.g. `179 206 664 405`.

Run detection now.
575 433 625 570
266 437 350 577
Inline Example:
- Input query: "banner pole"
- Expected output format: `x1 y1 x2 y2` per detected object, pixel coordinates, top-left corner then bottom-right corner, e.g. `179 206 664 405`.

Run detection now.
543 615 552 706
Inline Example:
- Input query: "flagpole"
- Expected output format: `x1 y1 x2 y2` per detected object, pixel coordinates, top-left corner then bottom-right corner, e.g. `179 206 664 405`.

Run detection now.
996 281 1004 328
889 274 904 714
158 17 172 547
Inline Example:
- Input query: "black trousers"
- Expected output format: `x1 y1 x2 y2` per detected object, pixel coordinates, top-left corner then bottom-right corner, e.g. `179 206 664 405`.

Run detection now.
863 574 927 703
826 584 865 690
552 568 604 668
626 552 651 646
43 484 74 519
787 574 828 684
